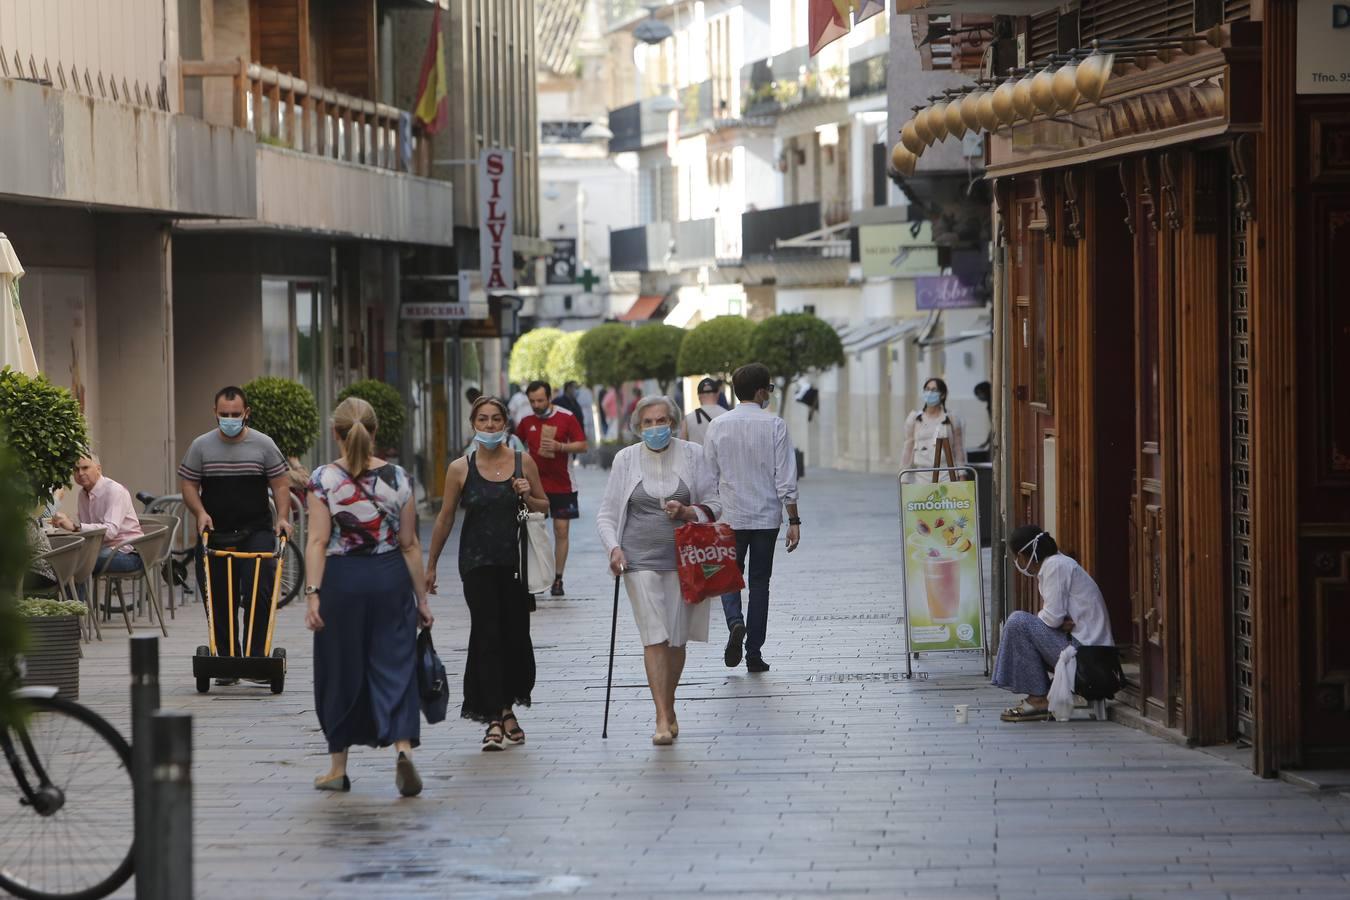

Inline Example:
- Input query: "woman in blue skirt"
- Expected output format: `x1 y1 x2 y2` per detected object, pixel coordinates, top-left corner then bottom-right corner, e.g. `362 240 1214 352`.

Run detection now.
305 397 433 795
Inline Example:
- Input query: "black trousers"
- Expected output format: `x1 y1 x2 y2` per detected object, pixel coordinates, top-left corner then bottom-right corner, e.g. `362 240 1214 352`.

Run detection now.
460 566 535 722
196 530 277 657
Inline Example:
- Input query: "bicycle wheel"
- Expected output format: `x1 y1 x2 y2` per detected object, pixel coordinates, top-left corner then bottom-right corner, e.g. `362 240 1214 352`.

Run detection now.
0 695 134 900
276 539 304 609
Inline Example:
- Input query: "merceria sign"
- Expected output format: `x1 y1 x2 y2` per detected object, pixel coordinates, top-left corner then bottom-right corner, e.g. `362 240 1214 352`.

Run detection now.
478 149 515 290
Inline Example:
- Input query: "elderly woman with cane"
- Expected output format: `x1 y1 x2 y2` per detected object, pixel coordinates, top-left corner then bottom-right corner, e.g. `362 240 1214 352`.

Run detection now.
597 395 722 745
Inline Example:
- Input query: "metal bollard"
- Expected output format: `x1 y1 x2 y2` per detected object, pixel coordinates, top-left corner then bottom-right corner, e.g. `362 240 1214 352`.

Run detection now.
130 635 160 899
148 711 194 899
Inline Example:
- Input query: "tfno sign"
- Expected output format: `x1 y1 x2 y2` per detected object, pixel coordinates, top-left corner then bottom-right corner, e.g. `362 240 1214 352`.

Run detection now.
1297 0 1350 93
478 149 515 291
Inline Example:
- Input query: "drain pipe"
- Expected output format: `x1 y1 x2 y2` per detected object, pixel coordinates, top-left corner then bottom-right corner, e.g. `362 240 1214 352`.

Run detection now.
989 187 1009 656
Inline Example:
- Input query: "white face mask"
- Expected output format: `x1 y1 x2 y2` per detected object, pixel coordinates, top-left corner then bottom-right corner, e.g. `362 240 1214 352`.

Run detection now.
1014 532 1045 577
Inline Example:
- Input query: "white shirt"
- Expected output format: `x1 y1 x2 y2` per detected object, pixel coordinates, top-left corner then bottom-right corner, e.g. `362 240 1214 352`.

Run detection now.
681 403 726 446
507 391 532 427
703 403 798 530
900 408 968 482
1036 555 1113 647
596 440 721 554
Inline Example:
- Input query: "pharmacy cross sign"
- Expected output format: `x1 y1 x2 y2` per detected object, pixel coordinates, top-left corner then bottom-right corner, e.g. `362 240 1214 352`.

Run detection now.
577 268 600 293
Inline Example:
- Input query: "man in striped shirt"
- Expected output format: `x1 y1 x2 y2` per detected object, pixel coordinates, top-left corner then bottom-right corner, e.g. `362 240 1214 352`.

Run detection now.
180 386 292 670
703 363 801 673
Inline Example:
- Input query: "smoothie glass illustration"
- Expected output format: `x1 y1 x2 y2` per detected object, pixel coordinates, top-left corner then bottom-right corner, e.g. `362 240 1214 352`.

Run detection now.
922 554 961 622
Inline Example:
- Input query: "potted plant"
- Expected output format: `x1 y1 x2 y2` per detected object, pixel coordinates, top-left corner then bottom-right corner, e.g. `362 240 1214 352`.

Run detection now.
17 598 86 700
0 437 31 727
337 380 408 458
0 367 90 508
243 376 320 488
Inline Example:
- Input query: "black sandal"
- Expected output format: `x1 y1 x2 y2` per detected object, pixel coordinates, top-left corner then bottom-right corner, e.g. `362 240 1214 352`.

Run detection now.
482 720 505 752
502 711 525 746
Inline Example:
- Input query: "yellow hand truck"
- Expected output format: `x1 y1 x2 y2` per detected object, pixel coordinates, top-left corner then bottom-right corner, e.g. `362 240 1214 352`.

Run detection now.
192 530 289 694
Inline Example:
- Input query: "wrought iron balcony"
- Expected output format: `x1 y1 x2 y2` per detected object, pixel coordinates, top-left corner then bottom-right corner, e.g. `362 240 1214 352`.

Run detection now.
610 222 674 272
740 46 848 119
607 98 673 153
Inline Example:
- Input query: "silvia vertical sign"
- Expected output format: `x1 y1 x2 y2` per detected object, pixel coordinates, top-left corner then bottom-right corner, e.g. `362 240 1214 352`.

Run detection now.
479 149 515 290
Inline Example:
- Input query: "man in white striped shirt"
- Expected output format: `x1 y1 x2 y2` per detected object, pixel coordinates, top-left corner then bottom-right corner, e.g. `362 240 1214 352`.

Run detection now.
703 363 801 673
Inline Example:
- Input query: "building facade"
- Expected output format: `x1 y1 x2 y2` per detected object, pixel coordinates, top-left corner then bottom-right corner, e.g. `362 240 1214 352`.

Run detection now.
900 0 1350 776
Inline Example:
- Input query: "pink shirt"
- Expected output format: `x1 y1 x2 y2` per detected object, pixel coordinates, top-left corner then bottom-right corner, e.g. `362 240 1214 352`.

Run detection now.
77 476 143 551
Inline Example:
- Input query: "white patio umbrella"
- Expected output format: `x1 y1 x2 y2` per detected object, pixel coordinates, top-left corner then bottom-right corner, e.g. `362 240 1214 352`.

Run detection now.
0 233 39 375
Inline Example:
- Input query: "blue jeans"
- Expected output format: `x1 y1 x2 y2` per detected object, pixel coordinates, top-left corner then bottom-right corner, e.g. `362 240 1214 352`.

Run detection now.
95 548 143 575
721 528 778 660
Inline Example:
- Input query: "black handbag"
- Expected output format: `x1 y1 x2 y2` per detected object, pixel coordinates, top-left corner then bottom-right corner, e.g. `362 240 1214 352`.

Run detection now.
416 628 450 724
1073 645 1125 701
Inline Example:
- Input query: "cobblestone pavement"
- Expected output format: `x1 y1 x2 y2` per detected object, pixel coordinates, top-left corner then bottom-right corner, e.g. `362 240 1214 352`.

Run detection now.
62 466 1350 899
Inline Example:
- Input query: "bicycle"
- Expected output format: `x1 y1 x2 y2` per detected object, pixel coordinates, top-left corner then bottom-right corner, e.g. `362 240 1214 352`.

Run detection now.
0 669 134 900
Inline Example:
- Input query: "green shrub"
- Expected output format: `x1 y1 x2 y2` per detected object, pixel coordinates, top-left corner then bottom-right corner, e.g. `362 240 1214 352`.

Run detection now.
546 331 586 388
508 328 564 386
17 597 87 618
750 313 845 414
0 436 30 727
242 376 319 458
337 380 406 451
0 367 89 507
677 316 757 381
578 323 632 388
619 324 686 394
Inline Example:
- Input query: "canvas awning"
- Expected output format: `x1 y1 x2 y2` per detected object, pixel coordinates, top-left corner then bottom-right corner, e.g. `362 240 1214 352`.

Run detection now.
618 295 665 322
0 234 39 376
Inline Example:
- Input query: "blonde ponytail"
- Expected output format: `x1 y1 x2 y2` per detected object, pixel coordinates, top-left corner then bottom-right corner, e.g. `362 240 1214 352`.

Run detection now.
333 397 378 477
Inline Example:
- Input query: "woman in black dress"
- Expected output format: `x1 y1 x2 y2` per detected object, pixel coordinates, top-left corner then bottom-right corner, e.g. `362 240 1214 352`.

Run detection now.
425 397 550 750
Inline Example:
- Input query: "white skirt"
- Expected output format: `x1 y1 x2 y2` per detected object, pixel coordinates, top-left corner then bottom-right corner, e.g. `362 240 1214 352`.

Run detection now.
623 570 710 648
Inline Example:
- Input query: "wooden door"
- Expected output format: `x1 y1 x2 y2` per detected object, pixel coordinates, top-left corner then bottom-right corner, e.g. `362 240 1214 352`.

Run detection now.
1131 156 1180 723
1008 181 1057 613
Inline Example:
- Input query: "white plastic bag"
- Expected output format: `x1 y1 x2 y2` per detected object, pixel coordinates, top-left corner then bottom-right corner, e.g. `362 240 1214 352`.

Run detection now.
519 510 555 595
1048 644 1078 723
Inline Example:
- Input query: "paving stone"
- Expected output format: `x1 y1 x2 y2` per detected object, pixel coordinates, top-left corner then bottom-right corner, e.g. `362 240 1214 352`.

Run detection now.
51 466 1350 897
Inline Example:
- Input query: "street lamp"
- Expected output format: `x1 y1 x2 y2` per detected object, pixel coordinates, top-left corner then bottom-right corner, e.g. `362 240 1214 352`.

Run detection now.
581 121 615 141
633 5 672 45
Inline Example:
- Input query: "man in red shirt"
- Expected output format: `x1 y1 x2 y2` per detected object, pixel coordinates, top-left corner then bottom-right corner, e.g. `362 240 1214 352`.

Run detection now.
519 380 588 596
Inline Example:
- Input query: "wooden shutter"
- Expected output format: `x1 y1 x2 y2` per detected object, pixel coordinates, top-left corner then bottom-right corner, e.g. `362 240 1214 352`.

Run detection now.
1080 0 1194 41
324 0 376 99
250 0 307 77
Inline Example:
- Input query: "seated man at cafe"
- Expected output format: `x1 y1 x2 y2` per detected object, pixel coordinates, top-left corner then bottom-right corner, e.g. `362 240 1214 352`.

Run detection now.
50 454 145 574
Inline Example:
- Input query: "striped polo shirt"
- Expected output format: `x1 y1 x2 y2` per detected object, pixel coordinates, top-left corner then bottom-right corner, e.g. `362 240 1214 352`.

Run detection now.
178 429 288 534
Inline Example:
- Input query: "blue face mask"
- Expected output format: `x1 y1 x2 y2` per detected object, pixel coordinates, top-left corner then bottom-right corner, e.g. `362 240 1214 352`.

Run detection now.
218 417 245 438
642 425 672 451
923 390 942 408
474 430 508 448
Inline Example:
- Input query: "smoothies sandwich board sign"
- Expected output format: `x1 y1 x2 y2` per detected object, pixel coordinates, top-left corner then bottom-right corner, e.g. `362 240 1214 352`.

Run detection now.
897 470 989 678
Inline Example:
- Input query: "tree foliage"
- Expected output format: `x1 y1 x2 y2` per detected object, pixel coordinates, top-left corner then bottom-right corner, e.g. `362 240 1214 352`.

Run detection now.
750 313 845 414
677 316 757 380
508 327 563 386
242 376 320 458
577 323 632 388
546 331 586 388
0 435 30 727
619 324 686 392
337 379 407 451
0 368 89 507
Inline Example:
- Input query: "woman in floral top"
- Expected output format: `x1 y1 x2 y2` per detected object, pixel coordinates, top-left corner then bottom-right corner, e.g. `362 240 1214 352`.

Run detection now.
304 397 433 797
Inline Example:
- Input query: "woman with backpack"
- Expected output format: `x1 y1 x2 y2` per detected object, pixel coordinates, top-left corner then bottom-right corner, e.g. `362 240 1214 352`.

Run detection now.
424 396 550 751
993 525 1116 722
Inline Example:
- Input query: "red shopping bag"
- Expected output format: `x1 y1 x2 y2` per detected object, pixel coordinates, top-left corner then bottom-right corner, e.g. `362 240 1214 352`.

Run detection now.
675 521 744 604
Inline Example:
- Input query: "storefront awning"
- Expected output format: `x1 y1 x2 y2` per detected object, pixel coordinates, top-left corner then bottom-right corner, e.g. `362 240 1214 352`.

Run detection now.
618 295 665 322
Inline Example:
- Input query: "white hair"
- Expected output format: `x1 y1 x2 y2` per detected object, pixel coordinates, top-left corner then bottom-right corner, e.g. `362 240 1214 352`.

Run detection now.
629 395 682 433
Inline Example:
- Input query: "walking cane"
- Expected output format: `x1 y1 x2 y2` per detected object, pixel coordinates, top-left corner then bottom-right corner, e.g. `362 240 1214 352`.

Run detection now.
603 572 621 739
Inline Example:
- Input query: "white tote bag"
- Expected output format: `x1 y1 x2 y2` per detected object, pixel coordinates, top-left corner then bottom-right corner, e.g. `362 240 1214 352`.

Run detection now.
514 453 555 595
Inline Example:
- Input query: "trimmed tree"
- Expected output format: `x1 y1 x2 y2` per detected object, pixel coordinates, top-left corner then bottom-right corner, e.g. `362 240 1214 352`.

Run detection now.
546 330 586 388
0 435 30 727
750 313 845 416
677 315 757 383
242 376 320 459
0 367 89 507
578 323 635 438
618 324 686 394
508 327 564 387
337 379 407 453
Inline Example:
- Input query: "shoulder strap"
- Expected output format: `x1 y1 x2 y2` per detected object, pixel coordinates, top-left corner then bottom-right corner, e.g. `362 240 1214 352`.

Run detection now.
513 450 523 480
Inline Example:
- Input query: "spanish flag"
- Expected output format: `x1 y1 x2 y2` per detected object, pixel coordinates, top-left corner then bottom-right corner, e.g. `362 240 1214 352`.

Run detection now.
414 5 448 134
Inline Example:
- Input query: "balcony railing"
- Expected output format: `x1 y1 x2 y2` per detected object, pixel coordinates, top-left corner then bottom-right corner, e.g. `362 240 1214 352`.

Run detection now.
849 51 889 99
742 202 830 260
679 81 714 136
607 98 673 153
180 59 429 175
740 46 848 119
610 222 674 272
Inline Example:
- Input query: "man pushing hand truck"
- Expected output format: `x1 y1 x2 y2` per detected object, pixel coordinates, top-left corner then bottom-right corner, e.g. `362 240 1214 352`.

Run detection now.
179 385 294 690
